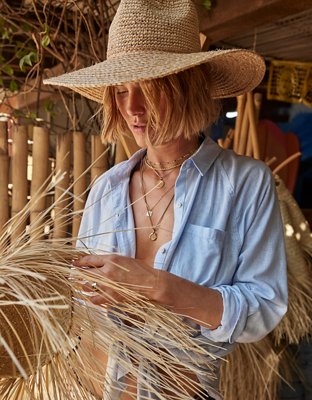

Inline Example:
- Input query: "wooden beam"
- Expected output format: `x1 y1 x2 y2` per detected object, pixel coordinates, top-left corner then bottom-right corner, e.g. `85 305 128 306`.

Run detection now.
198 0 312 44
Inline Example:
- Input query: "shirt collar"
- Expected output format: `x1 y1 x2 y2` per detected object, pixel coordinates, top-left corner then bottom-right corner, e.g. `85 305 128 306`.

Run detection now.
108 136 222 186
189 136 223 176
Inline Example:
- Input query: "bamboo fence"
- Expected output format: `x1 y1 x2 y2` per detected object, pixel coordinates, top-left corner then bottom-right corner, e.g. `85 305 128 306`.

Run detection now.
0 123 115 241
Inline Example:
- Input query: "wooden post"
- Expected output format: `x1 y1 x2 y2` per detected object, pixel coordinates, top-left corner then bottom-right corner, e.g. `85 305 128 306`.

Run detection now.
11 124 28 240
247 92 260 160
0 121 9 231
254 92 263 123
91 134 109 184
30 126 50 235
237 103 249 156
53 131 72 239
233 94 246 153
72 131 87 239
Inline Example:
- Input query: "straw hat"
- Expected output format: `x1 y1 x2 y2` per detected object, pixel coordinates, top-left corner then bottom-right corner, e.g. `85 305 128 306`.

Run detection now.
43 0 265 102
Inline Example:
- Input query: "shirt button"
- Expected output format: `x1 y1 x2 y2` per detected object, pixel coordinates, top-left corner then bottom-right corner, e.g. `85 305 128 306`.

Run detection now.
177 202 183 208
161 248 166 254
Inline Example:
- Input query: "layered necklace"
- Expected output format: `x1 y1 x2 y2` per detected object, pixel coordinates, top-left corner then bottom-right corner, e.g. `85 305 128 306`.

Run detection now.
140 152 190 241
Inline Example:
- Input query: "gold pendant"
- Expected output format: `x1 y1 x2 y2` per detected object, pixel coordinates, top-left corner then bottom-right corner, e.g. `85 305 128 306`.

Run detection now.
149 230 157 241
157 179 164 189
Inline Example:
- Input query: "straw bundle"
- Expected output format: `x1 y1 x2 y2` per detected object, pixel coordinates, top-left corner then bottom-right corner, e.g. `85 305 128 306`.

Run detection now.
0 175 220 399
272 177 312 345
220 337 283 400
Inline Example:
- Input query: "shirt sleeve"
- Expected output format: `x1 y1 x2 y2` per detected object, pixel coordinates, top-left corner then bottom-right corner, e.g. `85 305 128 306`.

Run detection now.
201 167 288 344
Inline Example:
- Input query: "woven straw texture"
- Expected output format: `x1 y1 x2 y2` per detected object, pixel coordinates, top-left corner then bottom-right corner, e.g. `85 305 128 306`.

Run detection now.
43 0 265 101
0 267 72 378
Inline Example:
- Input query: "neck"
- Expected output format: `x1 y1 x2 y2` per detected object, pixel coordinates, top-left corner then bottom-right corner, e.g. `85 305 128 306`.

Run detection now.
145 137 200 164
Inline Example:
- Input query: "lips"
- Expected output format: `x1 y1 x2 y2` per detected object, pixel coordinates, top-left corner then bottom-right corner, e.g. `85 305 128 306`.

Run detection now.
132 122 146 133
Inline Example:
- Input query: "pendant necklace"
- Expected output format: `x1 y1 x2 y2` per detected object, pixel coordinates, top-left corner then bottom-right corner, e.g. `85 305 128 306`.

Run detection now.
140 159 175 241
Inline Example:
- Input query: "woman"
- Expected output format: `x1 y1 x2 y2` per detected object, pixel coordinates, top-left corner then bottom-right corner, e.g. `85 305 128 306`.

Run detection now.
44 0 288 398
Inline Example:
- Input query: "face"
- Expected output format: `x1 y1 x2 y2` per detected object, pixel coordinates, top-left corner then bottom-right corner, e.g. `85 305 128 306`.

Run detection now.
114 82 166 147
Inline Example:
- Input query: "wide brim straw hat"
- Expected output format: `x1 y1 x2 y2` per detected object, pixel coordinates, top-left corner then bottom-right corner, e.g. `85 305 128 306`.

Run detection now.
43 0 266 103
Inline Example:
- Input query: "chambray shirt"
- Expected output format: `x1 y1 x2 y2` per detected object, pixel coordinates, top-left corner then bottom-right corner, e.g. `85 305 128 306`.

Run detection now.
78 136 288 399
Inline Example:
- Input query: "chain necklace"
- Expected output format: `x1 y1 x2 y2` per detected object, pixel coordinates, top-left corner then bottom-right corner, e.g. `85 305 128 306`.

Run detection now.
140 159 175 241
145 151 191 169
145 156 188 172
144 156 179 188
145 182 175 217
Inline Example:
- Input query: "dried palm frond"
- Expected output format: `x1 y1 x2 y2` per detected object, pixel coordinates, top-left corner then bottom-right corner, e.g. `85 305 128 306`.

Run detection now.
0 173 221 400
220 336 284 400
272 176 312 345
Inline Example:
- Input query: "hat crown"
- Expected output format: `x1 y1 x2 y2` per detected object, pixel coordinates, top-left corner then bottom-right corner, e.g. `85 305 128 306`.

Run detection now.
107 0 201 58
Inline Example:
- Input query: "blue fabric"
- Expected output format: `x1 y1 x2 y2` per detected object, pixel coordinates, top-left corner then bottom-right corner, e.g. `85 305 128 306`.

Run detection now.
78 136 288 399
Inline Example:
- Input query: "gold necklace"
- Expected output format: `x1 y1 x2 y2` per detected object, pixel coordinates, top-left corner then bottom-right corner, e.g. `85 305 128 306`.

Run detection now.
145 157 187 171
145 182 175 217
140 160 175 241
145 151 191 168
144 156 179 188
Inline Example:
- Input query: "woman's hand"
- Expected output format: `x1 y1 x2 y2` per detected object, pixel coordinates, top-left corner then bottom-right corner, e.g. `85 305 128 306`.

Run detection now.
72 253 223 329
72 254 161 305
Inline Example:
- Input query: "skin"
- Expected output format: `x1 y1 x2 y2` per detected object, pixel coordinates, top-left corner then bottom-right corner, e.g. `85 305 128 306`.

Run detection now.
73 81 223 398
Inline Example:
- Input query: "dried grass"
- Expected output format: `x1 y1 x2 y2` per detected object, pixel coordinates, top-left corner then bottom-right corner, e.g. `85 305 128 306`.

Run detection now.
0 173 220 399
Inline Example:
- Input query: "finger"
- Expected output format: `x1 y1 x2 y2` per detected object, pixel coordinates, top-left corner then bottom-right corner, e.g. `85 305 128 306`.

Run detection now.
81 281 101 293
89 294 107 305
73 254 108 268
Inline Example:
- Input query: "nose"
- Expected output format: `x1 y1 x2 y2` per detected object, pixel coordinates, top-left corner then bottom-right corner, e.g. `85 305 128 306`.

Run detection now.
126 87 146 117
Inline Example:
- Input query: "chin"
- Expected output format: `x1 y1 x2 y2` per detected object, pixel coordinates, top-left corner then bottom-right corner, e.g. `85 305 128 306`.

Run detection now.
132 133 148 148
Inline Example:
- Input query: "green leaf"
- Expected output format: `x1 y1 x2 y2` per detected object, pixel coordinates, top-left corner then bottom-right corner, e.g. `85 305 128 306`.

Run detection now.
19 51 38 72
25 111 37 120
1 27 10 40
202 0 213 10
2 64 14 76
12 109 23 118
9 80 18 92
44 99 54 113
41 33 50 48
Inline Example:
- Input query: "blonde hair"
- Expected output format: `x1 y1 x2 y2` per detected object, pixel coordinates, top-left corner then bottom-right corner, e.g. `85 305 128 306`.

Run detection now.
101 64 221 146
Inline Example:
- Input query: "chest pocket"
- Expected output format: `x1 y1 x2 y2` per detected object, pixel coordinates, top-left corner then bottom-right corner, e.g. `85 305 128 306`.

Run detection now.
170 224 226 285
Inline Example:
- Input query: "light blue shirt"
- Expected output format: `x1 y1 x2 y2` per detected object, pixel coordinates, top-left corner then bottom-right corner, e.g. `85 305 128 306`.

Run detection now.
78 136 288 398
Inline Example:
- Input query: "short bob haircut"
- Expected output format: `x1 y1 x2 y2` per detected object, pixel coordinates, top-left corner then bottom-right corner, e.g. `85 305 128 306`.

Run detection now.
101 63 221 146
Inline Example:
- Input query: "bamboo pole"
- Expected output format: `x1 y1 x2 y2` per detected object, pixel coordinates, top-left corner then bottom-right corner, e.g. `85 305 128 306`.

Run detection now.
53 131 72 239
254 92 263 123
233 94 246 153
247 92 260 160
30 126 50 234
91 134 109 184
72 131 87 239
236 103 249 156
11 124 28 241
0 121 9 231
223 129 234 150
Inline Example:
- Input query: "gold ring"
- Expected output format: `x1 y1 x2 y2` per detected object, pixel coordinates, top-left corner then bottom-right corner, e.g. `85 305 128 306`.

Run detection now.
91 282 100 292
